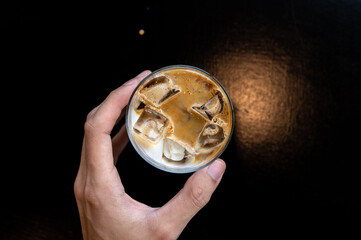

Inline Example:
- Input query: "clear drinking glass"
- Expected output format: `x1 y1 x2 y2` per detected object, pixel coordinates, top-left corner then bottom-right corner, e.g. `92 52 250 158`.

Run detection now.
126 65 234 173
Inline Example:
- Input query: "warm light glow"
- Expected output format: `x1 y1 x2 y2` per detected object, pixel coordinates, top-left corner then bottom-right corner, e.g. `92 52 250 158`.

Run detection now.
213 52 302 147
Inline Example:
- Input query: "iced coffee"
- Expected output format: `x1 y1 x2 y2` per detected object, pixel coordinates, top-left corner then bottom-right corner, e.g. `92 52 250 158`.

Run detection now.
126 65 234 173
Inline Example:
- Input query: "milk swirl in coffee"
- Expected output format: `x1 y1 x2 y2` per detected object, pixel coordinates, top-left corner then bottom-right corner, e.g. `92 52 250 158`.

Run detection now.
127 66 233 172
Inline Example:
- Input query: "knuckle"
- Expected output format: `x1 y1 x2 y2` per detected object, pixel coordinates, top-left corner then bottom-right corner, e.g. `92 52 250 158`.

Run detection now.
86 108 96 120
153 226 175 240
84 119 96 135
190 184 210 209
147 214 176 240
84 106 99 133
83 184 101 208
106 90 118 102
74 176 81 196
108 89 118 98
86 105 100 120
86 111 93 120
73 178 82 201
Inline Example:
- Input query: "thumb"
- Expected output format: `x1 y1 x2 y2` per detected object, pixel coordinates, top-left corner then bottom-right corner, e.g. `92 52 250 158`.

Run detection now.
156 159 226 236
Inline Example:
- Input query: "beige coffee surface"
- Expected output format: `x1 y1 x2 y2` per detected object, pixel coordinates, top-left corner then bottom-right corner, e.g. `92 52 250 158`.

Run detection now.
135 68 232 163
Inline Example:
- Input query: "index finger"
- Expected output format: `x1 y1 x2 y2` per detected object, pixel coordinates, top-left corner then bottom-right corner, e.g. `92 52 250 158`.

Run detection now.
84 70 151 174
87 70 151 134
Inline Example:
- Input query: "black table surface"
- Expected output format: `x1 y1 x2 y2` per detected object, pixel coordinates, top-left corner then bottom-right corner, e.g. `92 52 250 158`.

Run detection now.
2 0 361 239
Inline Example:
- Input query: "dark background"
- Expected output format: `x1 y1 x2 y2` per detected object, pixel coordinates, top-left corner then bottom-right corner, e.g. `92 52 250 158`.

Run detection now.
2 0 361 239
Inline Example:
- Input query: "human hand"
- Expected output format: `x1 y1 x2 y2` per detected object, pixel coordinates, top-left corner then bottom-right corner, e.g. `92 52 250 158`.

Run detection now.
74 70 226 240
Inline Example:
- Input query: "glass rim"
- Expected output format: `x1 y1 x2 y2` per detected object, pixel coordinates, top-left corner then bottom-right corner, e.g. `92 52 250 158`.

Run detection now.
125 65 235 174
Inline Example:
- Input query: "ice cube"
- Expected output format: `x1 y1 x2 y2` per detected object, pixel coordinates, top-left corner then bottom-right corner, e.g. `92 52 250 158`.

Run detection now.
197 124 225 150
192 91 224 120
133 107 169 143
163 138 185 161
139 76 180 107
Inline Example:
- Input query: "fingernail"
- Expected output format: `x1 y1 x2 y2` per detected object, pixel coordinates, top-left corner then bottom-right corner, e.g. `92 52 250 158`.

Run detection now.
123 70 151 86
207 159 226 181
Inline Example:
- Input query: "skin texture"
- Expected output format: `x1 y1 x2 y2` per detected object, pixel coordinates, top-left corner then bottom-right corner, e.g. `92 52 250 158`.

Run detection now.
74 70 226 240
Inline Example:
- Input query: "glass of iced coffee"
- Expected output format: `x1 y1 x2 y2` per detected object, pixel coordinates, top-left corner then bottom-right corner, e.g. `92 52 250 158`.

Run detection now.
126 65 234 173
